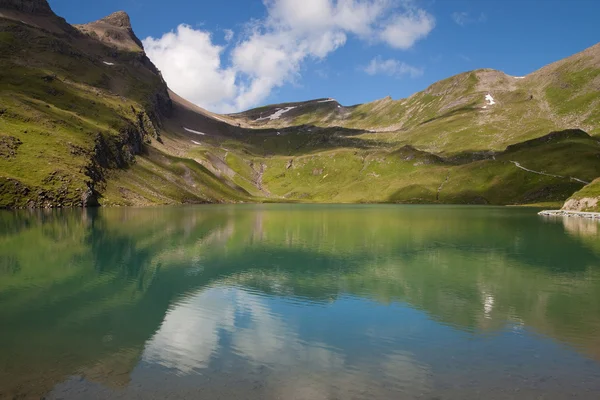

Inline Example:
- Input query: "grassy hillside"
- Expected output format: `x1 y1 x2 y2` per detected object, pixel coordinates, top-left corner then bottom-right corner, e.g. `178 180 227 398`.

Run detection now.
0 2 252 208
222 129 598 205
0 1 598 209
232 44 600 155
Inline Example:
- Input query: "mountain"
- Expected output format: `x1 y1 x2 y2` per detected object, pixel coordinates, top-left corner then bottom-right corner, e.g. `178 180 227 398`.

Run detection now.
1 1 599 209
0 0 249 208
229 44 600 155
75 11 144 52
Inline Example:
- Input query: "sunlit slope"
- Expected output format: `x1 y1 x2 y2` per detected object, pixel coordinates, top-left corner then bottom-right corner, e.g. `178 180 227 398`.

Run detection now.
0 1 252 208
1 1 598 208
211 129 599 204
230 43 600 154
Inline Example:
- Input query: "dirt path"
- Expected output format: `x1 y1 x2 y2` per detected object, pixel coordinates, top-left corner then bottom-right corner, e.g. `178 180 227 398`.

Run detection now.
510 161 590 184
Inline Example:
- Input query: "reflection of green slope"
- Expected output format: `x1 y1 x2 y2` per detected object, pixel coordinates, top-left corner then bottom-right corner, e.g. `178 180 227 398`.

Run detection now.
213 246 600 362
198 206 600 357
0 208 251 398
1 205 599 398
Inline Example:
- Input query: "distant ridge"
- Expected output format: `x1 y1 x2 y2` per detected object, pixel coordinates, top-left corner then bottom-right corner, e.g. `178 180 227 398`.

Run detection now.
0 2 598 209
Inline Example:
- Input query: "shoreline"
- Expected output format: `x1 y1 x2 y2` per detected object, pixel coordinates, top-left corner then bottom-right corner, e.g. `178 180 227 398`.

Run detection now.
538 210 600 220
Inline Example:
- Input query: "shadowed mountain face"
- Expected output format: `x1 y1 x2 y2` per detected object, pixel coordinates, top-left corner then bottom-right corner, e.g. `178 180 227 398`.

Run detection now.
0 1 598 209
1 205 600 399
0 0 53 14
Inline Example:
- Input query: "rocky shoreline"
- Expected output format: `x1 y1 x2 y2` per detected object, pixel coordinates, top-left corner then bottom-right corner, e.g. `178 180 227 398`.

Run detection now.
538 210 600 220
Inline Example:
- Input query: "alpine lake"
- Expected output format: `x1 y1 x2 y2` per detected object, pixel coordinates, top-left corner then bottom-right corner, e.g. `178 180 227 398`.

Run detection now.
1 204 600 399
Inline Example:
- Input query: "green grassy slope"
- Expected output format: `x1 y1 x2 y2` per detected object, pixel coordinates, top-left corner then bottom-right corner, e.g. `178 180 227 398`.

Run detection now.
219 43 600 207
1 1 598 208
232 43 600 155
0 3 252 207
220 129 598 205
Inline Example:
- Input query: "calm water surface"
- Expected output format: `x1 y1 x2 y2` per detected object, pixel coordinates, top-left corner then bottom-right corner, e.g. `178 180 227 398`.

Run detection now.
1 205 600 399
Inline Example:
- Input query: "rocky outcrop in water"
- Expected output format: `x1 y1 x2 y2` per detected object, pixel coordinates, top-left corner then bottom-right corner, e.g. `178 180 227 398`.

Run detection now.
539 210 600 220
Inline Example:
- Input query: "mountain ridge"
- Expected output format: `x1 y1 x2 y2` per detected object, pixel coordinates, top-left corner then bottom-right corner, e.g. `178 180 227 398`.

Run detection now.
230 41 600 153
0 2 599 210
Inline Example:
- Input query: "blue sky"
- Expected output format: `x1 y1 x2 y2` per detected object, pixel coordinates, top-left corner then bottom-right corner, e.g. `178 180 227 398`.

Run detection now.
49 0 600 112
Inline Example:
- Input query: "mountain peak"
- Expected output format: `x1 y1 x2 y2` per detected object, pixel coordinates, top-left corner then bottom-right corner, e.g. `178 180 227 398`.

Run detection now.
99 11 132 29
77 10 143 52
0 0 53 14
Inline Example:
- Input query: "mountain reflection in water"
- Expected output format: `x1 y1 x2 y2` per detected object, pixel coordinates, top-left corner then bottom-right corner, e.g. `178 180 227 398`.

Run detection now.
0 205 599 399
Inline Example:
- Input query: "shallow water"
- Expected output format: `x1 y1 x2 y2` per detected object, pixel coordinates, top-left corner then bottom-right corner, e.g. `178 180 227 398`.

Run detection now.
1 204 600 399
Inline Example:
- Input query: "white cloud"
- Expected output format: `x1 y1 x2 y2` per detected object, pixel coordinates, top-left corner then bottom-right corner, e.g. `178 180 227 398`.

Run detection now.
143 0 436 113
451 11 486 26
223 29 234 42
141 284 431 397
364 56 423 78
379 9 435 49
143 25 238 112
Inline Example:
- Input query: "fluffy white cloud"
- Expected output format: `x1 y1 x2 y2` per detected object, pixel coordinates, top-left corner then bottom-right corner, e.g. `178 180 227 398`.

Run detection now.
143 0 436 113
143 25 238 112
364 56 423 78
380 9 435 49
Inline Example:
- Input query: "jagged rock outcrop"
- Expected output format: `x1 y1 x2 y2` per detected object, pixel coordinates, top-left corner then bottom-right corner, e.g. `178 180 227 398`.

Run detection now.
561 178 600 213
74 10 172 122
562 197 599 212
76 11 144 51
100 10 132 28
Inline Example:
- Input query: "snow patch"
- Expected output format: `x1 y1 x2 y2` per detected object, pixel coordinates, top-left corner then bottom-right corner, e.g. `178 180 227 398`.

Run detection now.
191 140 202 145
514 76 525 79
256 106 296 121
103 61 115 66
317 98 336 103
184 127 206 135
485 94 496 107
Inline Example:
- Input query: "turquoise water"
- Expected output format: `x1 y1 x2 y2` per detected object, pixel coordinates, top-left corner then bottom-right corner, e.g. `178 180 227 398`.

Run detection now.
1 205 600 399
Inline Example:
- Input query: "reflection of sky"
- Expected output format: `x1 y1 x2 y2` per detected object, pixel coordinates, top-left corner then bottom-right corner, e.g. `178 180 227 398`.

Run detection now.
133 284 600 400
48 283 600 399
142 288 237 372
140 286 432 398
